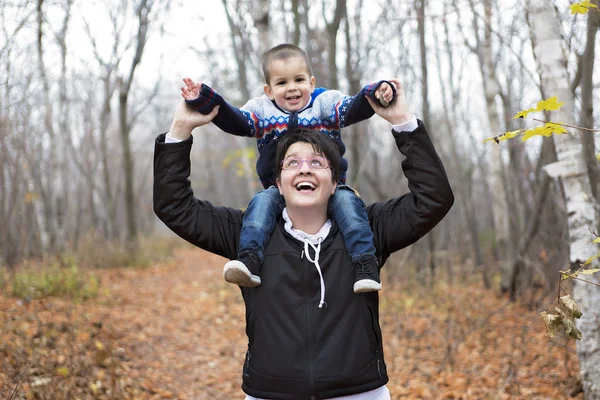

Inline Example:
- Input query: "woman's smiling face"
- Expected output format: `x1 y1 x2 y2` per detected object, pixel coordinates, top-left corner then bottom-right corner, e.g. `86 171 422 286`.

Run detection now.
276 142 337 214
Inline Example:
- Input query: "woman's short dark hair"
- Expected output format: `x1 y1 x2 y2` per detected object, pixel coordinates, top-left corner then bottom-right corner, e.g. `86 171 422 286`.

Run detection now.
275 129 341 183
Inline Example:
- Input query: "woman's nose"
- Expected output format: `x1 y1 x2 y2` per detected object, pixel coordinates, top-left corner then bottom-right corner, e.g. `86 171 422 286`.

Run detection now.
298 160 312 173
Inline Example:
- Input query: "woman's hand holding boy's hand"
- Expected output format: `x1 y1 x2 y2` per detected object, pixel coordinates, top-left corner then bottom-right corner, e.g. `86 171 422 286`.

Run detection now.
367 79 412 125
170 79 219 140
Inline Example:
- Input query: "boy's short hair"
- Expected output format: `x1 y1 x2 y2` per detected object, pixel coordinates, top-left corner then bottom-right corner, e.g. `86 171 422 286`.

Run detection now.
262 44 313 84
275 129 341 184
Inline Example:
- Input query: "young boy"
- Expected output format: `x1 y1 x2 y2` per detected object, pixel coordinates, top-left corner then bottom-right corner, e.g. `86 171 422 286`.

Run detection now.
181 43 395 294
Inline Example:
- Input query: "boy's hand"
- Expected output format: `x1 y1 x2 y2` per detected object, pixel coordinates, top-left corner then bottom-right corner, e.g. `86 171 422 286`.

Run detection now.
375 82 394 107
366 79 411 125
181 77 201 100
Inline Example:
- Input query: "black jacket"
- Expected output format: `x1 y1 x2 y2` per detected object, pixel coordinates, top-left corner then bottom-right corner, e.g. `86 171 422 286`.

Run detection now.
153 121 454 399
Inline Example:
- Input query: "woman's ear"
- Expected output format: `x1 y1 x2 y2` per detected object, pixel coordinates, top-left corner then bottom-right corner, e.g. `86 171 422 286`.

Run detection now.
331 181 337 195
276 178 283 195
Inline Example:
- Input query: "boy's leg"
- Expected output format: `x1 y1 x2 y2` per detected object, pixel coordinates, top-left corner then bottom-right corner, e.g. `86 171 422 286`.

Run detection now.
329 185 381 293
223 186 284 287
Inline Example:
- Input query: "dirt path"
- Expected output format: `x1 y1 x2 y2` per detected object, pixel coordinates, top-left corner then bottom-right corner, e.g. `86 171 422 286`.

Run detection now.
92 247 248 399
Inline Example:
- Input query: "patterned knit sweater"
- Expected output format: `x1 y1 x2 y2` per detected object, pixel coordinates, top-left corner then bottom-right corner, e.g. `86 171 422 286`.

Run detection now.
186 81 395 188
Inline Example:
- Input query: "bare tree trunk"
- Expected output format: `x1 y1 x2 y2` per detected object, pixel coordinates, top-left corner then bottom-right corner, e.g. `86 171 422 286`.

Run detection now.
222 0 258 200
251 0 270 56
528 0 600 396
579 10 600 203
55 0 73 251
118 0 155 243
324 0 346 89
36 0 54 252
438 0 485 283
291 0 301 46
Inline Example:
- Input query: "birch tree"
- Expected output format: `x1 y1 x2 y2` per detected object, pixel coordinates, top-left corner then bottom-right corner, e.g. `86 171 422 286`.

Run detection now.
528 0 599 396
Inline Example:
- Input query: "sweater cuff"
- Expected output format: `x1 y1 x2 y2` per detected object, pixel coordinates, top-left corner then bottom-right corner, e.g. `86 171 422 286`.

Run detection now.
364 80 397 106
184 84 221 114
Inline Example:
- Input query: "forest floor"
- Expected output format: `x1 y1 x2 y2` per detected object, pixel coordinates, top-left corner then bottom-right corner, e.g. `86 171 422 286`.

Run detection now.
0 247 584 400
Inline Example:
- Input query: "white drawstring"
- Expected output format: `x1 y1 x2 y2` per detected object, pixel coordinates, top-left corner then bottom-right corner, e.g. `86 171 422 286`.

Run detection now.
304 239 326 308
282 208 331 308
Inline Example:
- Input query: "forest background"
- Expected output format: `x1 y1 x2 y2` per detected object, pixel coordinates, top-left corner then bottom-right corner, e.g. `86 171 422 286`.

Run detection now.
0 0 599 398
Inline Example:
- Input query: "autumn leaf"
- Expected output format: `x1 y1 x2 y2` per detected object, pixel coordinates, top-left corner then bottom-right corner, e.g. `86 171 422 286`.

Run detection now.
570 1 599 14
535 96 564 112
483 129 523 144
561 318 582 340
513 108 536 119
540 311 561 337
559 295 582 319
545 122 567 134
578 268 600 275
597 152 600 162
593 237 600 243
582 254 600 266
521 126 553 141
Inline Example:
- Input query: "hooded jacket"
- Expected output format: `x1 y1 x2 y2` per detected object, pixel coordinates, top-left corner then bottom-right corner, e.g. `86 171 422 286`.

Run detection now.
153 121 454 399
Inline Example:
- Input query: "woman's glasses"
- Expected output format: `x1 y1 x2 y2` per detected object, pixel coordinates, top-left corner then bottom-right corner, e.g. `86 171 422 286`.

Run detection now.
281 156 330 170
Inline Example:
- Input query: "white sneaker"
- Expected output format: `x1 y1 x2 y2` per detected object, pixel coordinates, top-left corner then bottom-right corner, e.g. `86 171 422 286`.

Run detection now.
223 260 261 287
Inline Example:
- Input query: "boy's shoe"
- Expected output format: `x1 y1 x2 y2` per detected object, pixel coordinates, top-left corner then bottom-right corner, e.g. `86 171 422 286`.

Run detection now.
223 252 262 287
351 255 382 293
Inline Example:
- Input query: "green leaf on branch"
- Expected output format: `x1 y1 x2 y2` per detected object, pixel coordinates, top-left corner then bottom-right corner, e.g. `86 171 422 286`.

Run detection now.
570 1 598 14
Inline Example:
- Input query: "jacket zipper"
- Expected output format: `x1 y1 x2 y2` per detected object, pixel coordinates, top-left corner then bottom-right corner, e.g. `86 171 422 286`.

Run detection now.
375 349 382 379
303 248 316 397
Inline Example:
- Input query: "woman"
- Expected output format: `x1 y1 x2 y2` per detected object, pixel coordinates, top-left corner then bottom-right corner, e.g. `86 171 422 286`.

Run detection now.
153 79 454 399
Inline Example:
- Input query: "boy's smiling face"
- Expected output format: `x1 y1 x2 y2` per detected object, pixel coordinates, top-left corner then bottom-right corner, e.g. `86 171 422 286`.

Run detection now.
264 56 316 112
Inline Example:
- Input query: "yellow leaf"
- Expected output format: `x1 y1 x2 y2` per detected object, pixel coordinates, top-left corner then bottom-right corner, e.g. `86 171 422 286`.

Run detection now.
545 122 567 134
597 152 600 162
521 126 553 141
95 340 104 350
483 129 523 144
535 96 564 112
571 1 598 14
56 366 70 376
513 108 536 119
583 254 600 266
578 268 600 275
593 237 600 243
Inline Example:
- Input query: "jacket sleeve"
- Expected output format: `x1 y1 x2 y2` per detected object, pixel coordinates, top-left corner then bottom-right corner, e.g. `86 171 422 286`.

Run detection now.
153 133 242 260
332 80 397 128
185 83 262 138
367 121 454 266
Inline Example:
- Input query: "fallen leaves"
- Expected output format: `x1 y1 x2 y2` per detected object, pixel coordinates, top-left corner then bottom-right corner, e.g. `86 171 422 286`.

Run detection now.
0 248 583 399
